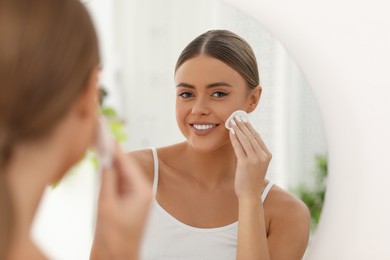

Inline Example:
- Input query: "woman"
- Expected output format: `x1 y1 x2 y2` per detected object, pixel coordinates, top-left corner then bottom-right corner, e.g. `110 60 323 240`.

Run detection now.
129 30 311 259
0 0 151 259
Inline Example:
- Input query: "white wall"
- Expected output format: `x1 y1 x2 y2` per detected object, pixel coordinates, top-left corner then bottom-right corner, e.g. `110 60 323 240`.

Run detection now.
223 0 390 259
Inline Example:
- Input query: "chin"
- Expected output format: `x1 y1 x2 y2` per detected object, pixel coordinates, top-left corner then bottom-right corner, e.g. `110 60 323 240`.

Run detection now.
188 138 231 154
49 144 89 186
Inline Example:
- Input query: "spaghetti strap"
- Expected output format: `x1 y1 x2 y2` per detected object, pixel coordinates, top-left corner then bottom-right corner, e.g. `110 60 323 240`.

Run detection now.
261 182 273 203
151 147 159 195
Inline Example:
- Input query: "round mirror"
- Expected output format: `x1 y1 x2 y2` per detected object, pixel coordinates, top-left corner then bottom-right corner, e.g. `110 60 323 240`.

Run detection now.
32 0 327 259
108 0 327 196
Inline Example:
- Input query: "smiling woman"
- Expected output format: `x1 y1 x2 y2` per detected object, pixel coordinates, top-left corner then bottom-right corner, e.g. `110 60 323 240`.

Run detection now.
30 0 327 258
120 29 311 260
114 0 327 192
175 55 252 152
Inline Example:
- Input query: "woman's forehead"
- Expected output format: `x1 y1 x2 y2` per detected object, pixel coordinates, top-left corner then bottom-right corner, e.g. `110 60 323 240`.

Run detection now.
174 55 245 86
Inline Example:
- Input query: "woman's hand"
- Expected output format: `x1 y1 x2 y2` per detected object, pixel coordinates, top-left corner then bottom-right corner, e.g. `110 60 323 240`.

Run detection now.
229 115 272 200
91 145 152 260
229 115 273 260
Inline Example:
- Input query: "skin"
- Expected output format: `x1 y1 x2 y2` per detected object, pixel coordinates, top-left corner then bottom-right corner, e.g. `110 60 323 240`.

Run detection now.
5 67 151 260
128 55 311 259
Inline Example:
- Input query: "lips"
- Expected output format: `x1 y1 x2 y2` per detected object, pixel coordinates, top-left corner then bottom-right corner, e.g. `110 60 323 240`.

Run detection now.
192 124 218 130
189 123 220 135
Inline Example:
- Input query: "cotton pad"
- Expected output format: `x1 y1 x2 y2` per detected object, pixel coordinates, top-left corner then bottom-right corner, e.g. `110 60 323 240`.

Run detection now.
224 110 250 131
94 117 114 170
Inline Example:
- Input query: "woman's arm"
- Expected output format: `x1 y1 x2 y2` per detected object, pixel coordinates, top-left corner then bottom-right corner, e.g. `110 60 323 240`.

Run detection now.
237 190 310 260
230 116 310 259
237 196 270 259
266 192 311 260
230 115 271 259
90 146 152 260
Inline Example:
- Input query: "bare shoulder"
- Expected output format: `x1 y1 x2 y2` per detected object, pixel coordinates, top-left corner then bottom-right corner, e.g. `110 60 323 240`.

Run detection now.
266 184 310 222
126 148 155 184
262 183 311 258
265 183 311 259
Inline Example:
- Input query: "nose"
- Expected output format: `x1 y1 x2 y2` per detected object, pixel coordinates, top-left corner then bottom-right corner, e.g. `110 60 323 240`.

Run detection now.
191 96 210 116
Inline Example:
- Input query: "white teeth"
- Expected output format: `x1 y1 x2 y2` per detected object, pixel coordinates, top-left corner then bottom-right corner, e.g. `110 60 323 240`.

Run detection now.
193 124 216 130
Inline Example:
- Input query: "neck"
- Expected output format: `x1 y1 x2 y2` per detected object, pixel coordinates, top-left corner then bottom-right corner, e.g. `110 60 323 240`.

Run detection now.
5 136 72 257
182 142 237 188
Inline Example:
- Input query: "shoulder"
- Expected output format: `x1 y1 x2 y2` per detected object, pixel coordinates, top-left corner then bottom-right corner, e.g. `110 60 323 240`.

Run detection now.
265 184 311 258
265 183 311 241
126 144 185 183
126 148 155 184
266 184 310 222
264 185 310 228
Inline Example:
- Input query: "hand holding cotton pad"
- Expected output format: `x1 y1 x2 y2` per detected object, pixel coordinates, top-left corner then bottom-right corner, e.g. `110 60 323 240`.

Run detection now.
225 110 250 132
94 117 114 170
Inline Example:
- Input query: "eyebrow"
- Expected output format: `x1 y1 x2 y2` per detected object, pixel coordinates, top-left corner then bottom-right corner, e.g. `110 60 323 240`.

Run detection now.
176 82 233 88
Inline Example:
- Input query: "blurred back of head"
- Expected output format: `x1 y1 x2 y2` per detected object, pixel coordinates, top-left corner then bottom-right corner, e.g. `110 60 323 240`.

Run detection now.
0 0 99 256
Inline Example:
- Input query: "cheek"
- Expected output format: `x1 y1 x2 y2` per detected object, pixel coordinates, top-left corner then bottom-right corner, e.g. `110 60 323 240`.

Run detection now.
175 100 183 120
90 115 99 145
218 103 247 123
175 101 188 132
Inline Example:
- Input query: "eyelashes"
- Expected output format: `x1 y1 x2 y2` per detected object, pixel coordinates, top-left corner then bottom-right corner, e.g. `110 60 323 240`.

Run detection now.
178 92 194 98
177 91 230 99
211 91 229 98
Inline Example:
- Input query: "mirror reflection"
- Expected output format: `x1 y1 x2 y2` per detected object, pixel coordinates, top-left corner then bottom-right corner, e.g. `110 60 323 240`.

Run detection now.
32 0 327 259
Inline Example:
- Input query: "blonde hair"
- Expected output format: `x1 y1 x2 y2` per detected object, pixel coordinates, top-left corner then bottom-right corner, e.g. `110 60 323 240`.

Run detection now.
0 0 100 256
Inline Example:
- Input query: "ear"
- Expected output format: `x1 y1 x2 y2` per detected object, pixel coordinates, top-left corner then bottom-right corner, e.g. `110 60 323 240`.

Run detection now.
74 65 100 119
246 85 262 113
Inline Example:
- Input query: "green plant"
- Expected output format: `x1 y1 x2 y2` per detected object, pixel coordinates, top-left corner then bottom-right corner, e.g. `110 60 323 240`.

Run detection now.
293 155 327 231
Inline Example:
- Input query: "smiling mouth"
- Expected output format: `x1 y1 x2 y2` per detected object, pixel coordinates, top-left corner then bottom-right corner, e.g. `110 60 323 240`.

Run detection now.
191 124 219 130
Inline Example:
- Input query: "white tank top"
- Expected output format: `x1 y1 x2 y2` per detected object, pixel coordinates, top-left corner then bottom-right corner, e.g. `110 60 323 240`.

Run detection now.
140 147 273 260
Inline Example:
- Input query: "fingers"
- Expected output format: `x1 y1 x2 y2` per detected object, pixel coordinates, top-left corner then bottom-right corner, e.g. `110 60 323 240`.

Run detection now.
230 115 263 157
112 145 150 196
229 130 246 158
111 146 152 209
244 121 271 156
100 144 130 201
230 117 271 157
99 166 117 203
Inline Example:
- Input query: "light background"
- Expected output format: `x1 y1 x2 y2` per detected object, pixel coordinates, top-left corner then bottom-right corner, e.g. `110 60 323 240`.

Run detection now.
32 1 327 259
90 0 327 189
223 0 390 259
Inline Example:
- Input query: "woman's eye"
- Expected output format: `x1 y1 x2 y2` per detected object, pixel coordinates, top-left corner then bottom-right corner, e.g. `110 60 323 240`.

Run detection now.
212 91 229 98
178 92 194 98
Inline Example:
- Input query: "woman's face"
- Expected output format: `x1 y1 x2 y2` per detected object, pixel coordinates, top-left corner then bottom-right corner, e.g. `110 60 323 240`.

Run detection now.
174 55 259 152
